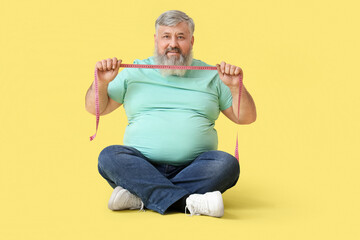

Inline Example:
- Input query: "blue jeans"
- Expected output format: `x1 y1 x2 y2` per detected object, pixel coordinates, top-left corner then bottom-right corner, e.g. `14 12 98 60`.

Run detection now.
98 145 240 214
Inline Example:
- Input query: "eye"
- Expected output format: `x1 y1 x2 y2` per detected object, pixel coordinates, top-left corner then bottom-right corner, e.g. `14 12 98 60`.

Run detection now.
178 36 184 39
163 35 170 39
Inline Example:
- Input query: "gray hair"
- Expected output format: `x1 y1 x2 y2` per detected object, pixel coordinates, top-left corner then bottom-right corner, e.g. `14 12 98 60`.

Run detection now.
155 10 195 36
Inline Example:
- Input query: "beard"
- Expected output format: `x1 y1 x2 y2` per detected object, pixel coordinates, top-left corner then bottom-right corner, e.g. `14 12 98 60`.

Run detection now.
153 44 193 77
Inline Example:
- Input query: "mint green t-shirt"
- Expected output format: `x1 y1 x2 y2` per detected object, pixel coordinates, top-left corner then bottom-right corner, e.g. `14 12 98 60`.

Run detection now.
107 56 233 166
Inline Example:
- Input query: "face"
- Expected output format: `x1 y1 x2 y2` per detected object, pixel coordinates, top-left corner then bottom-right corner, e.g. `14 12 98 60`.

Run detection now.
154 21 194 60
154 21 194 76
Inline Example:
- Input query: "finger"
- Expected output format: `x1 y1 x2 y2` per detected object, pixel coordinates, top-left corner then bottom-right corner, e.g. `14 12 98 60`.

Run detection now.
216 64 222 76
106 58 112 70
96 61 103 71
115 59 122 71
234 67 242 76
225 64 231 75
101 59 107 71
220 61 226 74
230 65 236 75
112 57 118 70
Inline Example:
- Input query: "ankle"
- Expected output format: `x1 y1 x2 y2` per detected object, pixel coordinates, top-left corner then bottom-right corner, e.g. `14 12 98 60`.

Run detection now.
169 194 190 212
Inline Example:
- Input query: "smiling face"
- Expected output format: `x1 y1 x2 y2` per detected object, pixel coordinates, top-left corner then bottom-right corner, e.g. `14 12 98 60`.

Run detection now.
154 21 194 59
153 21 194 76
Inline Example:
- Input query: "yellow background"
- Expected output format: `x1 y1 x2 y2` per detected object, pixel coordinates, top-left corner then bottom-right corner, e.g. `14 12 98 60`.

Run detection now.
1 0 359 239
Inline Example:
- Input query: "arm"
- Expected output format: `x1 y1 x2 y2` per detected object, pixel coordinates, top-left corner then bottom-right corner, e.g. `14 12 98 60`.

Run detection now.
85 81 122 116
85 57 123 116
217 62 257 124
221 84 256 124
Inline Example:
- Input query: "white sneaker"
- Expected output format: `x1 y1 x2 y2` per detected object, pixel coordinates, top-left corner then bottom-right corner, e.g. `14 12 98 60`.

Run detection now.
185 191 224 217
108 186 144 211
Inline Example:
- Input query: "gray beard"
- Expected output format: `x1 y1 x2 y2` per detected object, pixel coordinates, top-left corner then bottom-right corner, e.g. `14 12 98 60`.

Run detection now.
153 45 193 77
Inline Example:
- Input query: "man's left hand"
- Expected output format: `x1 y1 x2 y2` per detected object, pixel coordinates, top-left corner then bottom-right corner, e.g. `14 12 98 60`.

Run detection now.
216 61 243 89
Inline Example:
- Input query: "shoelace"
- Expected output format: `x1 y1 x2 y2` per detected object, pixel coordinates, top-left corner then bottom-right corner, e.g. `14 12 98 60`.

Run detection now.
184 196 209 216
138 201 145 212
126 191 145 212
185 205 198 216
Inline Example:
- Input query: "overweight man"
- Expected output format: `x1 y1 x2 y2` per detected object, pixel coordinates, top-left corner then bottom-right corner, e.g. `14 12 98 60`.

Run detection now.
85 10 256 217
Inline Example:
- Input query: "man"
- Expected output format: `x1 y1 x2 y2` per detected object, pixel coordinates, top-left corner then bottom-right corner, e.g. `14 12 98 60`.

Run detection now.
85 10 256 217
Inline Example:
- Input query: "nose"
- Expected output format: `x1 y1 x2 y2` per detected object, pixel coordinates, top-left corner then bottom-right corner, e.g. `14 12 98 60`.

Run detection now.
169 36 179 48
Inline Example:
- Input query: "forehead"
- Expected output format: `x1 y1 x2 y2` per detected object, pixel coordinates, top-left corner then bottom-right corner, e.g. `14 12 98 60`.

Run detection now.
157 21 190 35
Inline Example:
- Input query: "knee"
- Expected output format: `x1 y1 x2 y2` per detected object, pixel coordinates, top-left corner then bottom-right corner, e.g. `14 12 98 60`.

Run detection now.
201 150 240 179
98 145 141 170
217 151 240 191
220 151 240 176
207 151 240 179
98 145 124 170
98 145 115 165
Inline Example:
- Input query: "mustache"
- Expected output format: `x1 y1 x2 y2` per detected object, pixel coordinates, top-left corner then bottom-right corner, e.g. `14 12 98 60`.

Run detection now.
165 47 182 55
154 44 193 77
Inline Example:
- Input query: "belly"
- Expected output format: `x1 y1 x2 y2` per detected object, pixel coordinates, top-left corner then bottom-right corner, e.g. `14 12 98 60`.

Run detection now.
123 110 218 165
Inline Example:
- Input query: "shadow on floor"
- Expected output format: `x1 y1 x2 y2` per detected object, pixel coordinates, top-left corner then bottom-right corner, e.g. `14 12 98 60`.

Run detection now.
220 184 277 220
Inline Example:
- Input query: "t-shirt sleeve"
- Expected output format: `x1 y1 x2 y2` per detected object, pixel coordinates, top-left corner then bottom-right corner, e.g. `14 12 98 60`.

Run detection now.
107 69 128 104
217 76 233 111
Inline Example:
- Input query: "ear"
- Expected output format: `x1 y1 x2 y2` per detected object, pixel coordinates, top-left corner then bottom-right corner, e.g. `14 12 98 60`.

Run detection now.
191 35 194 46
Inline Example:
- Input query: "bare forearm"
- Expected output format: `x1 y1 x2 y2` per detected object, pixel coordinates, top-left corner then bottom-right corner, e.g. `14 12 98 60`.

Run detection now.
229 85 257 124
85 81 110 115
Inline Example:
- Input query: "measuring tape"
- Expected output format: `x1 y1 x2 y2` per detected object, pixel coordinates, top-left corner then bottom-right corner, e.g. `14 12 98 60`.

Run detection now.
90 63 243 161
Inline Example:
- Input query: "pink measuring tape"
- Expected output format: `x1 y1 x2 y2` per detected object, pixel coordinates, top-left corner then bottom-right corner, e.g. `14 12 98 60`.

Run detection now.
90 64 243 160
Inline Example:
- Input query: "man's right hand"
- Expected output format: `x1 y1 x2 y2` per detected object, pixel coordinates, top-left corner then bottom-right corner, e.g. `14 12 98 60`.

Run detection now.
96 57 122 84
